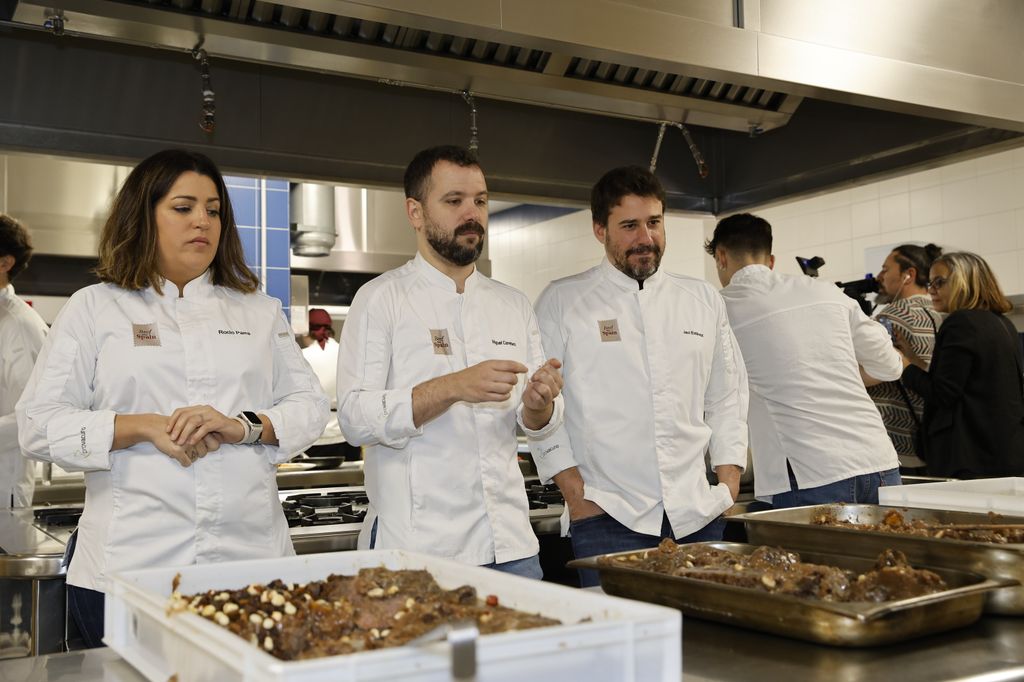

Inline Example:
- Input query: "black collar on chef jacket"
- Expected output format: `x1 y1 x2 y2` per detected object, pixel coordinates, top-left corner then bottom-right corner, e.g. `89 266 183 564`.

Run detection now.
600 256 665 293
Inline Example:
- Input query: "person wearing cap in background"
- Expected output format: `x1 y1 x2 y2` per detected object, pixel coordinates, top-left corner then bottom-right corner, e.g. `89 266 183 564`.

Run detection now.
0 214 48 508
301 308 358 460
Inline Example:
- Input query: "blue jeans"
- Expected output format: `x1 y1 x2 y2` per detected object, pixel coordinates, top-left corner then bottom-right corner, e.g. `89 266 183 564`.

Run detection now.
771 466 902 509
370 518 543 579
569 513 727 588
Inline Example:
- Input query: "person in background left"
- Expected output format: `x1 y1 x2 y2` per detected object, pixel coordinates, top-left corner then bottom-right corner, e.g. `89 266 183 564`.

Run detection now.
17 149 329 648
0 214 48 508
301 308 357 460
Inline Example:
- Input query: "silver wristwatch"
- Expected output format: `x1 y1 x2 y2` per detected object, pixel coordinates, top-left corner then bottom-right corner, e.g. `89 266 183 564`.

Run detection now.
235 411 264 444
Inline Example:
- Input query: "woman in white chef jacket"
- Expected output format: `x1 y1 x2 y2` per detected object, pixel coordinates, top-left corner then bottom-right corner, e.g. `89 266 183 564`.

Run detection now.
16 149 330 648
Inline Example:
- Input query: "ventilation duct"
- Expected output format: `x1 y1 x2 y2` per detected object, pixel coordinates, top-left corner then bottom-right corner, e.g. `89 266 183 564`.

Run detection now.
289 182 337 257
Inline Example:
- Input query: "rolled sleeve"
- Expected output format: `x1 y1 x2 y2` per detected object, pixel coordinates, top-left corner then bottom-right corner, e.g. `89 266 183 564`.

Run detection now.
337 285 422 448
16 301 117 472
705 299 749 470
852 302 902 382
261 309 331 462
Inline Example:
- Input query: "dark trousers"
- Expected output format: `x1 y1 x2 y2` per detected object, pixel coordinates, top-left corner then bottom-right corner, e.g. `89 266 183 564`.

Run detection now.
569 512 726 587
771 465 902 509
64 530 106 649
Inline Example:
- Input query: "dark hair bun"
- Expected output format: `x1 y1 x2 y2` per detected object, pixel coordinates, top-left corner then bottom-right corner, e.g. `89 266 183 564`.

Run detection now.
924 243 943 260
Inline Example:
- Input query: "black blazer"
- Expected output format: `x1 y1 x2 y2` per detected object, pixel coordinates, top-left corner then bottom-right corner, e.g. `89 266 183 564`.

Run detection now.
902 309 1024 478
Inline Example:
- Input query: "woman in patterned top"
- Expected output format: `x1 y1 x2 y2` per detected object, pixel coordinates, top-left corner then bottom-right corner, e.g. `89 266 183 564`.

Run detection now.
868 244 943 472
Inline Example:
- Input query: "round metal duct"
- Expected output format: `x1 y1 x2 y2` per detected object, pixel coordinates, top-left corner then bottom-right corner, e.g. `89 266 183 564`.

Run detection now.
290 182 337 257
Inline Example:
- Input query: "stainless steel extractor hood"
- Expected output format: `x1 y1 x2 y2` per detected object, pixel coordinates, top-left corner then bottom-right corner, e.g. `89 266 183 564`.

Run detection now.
6 0 1022 134
1 0 1022 213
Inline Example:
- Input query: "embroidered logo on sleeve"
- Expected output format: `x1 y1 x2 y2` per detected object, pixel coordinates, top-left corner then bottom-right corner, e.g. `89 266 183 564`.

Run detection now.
598 319 621 342
132 323 161 347
430 329 453 355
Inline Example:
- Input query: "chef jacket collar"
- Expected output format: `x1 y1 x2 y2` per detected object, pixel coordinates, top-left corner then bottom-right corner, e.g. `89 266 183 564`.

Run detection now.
150 269 216 301
0 283 13 300
413 252 481 293
599 256 664 292
728 263 772 287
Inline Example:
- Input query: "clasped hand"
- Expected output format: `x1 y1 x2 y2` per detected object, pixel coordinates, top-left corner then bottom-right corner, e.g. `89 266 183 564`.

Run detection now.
151 405 246 467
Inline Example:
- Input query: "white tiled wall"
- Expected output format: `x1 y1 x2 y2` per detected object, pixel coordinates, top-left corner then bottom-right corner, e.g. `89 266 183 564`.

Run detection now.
489 209 708 302
711 146 1024 293
489 145 1024 298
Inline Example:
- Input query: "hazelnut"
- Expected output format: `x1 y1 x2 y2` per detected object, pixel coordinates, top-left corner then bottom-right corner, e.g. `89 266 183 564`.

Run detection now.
366 587 385 598
262 617 275 630
214 612 230 626
263 636 274 651
386 585 399 595
223 602 239 615
201 604 216 617
284 602 297 616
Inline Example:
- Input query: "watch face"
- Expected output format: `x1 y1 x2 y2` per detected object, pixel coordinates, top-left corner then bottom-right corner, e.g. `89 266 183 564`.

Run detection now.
242 411 261 426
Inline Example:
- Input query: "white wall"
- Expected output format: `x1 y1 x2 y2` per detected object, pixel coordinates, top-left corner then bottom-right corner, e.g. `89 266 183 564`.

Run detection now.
489 209 708 302
489 145 1024 298
710 146 1024 292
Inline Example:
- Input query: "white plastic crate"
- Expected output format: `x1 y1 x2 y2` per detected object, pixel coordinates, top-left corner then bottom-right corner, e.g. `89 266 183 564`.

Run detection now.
104 549 680 682
879 477 1024 515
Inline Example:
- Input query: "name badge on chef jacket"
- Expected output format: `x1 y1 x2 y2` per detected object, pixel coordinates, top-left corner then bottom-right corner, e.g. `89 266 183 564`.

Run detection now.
430 328 453 355
598 319 621 342
132 323 161 347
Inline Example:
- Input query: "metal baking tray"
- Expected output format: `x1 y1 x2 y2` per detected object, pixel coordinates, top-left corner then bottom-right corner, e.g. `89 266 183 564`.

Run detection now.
568 541 1014 647
732 504 1024 614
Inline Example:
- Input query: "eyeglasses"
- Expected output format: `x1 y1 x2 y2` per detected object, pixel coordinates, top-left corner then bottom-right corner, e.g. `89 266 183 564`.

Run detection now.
926 277 948 291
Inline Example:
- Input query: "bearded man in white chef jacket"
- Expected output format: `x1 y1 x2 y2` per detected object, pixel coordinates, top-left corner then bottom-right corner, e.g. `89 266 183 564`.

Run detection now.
706 213 902 509
337 145 564 578
0 214 47 508
528 166 749 587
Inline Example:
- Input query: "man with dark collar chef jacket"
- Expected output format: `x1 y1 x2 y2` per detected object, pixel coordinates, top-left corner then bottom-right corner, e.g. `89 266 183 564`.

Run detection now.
336 146 564 577
527 166 748 586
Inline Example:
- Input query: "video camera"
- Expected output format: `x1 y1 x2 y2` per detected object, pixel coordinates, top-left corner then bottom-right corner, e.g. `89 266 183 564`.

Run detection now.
796 256 878 315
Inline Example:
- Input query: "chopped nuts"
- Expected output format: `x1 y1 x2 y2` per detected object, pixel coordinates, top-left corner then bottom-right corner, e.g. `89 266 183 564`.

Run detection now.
405 598 416 609
263 636 274 651
283 602 297 616
386 585 399 595
249 613 263 625
271 611 283 622
393 611 405 621
246 585 259 596
760 575 777 589
369 628 380 639
214 612 230 626
215 592 230 602
262 617 275 630
260 591 270 603
479 613 493 624
270 593 286 607
223 602 239 615
380 629 390 638
366 587 385 599
201 604 216 617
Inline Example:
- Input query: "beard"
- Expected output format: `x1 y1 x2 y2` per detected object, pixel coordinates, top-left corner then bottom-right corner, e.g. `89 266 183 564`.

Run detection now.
425 216 485 267
609 242 663 281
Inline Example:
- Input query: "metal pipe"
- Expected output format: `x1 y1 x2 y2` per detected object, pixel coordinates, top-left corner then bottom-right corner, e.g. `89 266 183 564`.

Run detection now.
649 122 667 172
191 41 216 133
461 90 479 155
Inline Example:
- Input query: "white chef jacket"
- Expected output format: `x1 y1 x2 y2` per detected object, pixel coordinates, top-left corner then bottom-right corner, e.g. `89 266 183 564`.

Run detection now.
0 284 47 508
337 253 561 565
720 265 901 500
302 337 344 444
529 258 749 538
16 272 330 591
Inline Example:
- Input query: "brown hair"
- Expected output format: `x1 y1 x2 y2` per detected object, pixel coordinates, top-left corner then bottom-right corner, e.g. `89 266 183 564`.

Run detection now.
95 149 259 295
592 165 666 227
935 251 1012 314
0 213 34 281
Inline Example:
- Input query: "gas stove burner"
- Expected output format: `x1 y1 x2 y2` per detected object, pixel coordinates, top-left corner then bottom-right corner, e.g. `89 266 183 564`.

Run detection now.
281 490 369 528
283 491 369 509
33 507 83 527
525 482 564 509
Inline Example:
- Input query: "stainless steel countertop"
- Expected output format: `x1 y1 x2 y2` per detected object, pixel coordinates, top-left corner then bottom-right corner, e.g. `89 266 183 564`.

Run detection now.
4 616 1024 681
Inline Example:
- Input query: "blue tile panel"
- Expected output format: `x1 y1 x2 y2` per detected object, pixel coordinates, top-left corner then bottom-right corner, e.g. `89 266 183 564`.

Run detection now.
238 227 260 267
225 178 290 312
266 268 291 307
228 186 258 229
265 228 291 268
266 189 289 230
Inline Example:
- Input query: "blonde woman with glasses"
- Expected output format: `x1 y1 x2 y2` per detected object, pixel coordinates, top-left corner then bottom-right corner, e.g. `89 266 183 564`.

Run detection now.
898 251 1024 478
